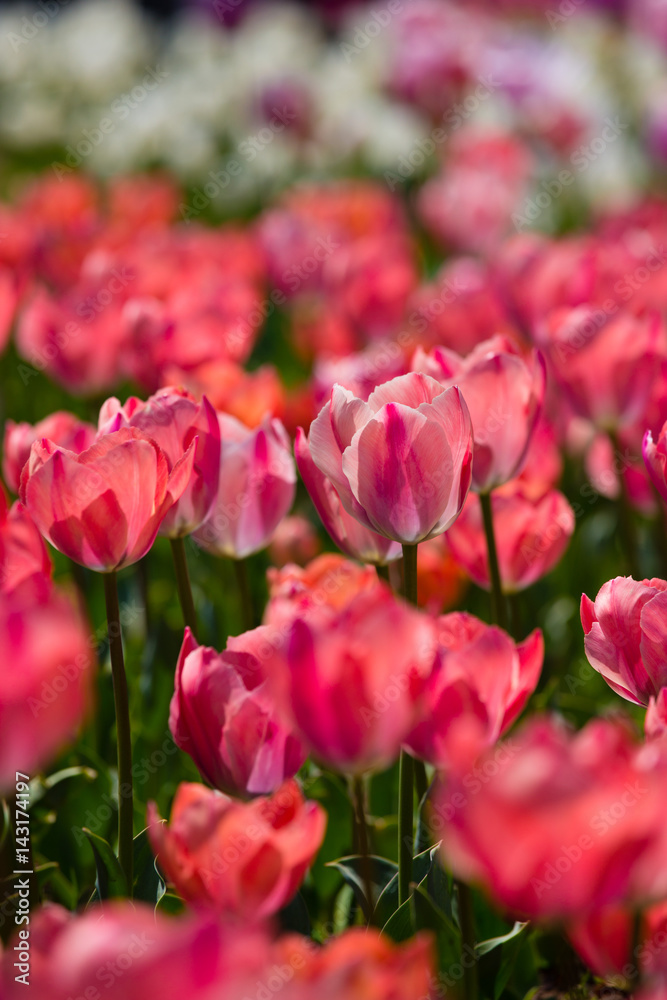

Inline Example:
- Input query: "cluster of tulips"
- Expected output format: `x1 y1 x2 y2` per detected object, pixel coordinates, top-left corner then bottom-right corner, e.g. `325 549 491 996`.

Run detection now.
5 154 667 1000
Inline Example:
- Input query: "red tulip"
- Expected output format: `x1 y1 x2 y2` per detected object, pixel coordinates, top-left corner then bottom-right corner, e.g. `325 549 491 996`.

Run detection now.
20 427 195 572
2 412 96 493
308 372 472 544
413 335 545 493
295 426 402 564
170 627 306 797
581 576 667 706
148 779 326 919
0 584 93 792
276 929 435 1000
0 490 51 597
569 901 667 983
437 715 667 920
446 487 574 592
194 413 296 559
98 387 221 537
405 613 543 770
267 583 437 773
1 902 270 1000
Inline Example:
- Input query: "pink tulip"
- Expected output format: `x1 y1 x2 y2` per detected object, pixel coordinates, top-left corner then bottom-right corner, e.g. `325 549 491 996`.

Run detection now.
0 493 51 598
148 779 326 919
3 412 96 493
405 613 543 770
581 576 667 706
446 487 574 592
98 387 220 537
0 584 93 793
646 688 667 740
194 413 296 559
543 307 666 431
276 929 435 1000
308 372 472 544
20 427 195 572
295 427 401 564
644 419 667 504
170 627 306 797
413 335 546 493
264 553 383 630
267 514 321 567
437 715 667 920
1 902 270 1000
267 583 437 773
569 901 667 982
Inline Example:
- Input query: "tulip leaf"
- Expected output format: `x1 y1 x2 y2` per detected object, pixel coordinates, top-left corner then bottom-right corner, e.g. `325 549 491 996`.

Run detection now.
132 827 166 906
278 891 311 936
326 855 398 919
373 846 437 927
476 921 529 958
494 924 531 1000
381 896 415 943
83 828 128 901
412 882 461 968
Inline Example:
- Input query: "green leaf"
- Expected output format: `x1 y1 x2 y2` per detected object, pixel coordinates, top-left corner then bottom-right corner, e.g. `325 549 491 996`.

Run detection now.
373 846 435 927
494 925 531 1000
382 895 415 943
132 828 166 906
412 882 461 969
29 767 97 807
476 921 529 958
83 828 127 901
326 855 398 919
277 891 311 936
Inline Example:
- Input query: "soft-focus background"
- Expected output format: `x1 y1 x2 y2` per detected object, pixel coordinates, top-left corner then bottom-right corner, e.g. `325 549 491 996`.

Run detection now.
2 0 667 971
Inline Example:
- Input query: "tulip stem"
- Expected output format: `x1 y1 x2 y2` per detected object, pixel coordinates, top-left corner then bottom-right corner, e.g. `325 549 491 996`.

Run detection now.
456 880 478 1000
233 558 255 632
376 563 390 583
351 775 374 921
609 431 641 579
103 571 134 892
480 491 508 630
170 537 198 636
398 543 419 908
401 543 418 607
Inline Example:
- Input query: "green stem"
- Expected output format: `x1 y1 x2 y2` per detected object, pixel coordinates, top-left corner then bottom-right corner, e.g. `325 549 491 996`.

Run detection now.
351 775 374 922
414 760 429 805
401 543 418 607
397 750 414 908
233 557 255 632
609 430 641 579
397 543 419 907
376 563 390 583
457 880 478 1000
103 571 134 892
170 537 198 636
480 491 508 630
